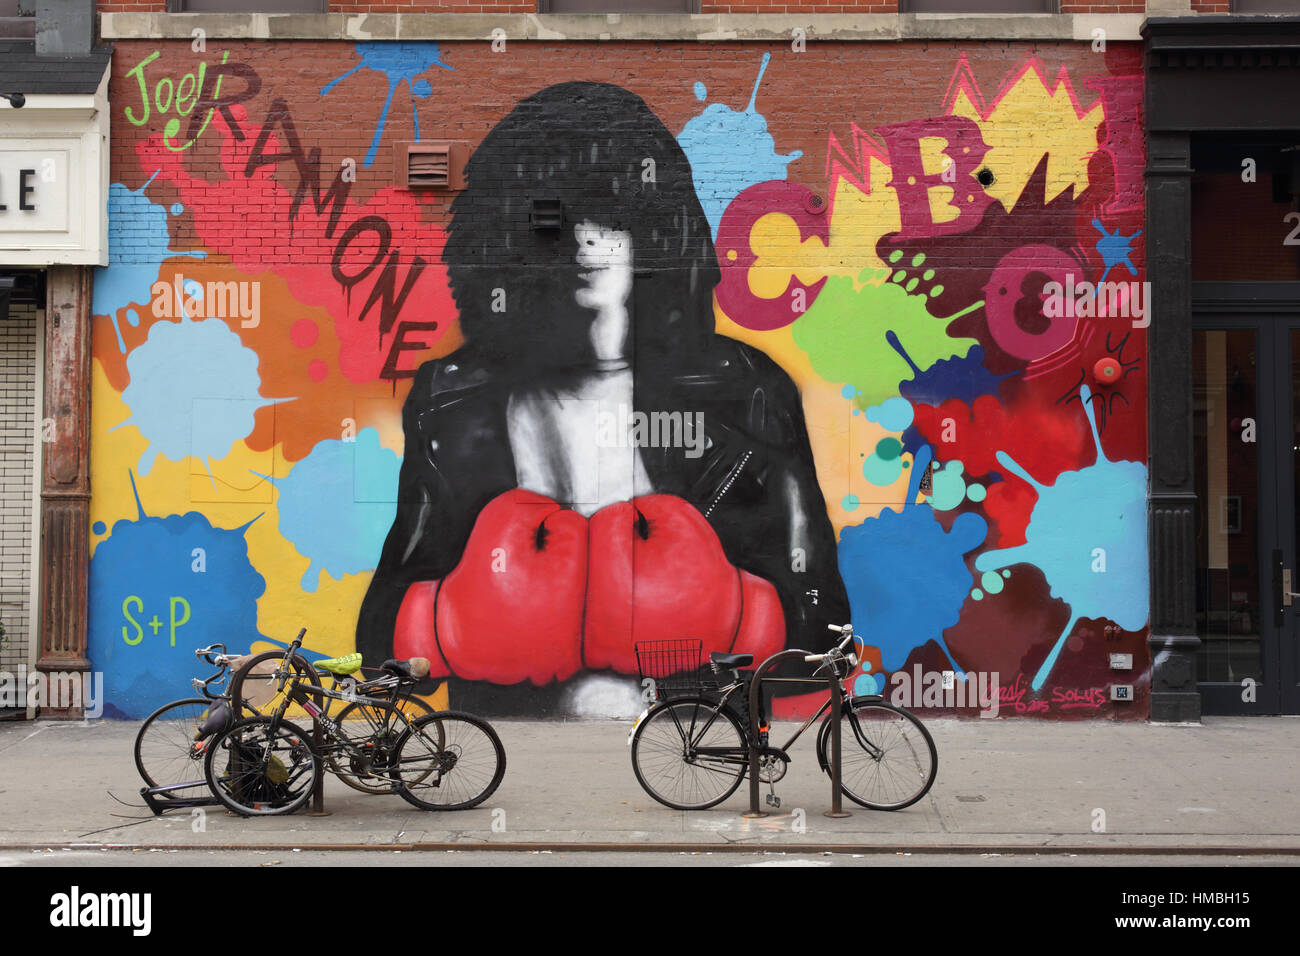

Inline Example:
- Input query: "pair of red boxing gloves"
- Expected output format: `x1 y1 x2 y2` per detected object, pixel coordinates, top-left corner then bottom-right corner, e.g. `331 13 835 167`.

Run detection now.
393 489 786 685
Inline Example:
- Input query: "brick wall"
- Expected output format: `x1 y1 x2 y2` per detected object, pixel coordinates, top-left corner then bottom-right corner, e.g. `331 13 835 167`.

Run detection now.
90 37 1152 719
0 301 37 682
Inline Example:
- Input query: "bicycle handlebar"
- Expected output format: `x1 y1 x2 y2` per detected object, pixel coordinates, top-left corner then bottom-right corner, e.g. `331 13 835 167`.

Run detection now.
805 623 855 663
275 628 308 693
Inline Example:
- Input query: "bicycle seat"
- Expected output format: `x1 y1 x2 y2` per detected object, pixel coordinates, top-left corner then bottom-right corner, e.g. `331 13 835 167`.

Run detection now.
709 652 753 668
315 653 363 676
382 658 431 680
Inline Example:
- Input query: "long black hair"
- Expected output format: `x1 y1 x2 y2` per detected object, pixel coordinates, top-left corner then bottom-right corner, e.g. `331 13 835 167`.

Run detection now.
444 82 720 370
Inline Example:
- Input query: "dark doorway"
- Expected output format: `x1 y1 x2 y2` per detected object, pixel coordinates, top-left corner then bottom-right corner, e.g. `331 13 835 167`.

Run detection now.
1191 306 1300 713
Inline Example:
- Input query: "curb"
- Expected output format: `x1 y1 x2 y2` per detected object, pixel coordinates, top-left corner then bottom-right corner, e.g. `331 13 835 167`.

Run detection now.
6 842 1300 855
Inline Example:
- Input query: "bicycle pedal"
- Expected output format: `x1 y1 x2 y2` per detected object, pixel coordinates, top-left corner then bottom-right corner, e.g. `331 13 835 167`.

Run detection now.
765 794 781 809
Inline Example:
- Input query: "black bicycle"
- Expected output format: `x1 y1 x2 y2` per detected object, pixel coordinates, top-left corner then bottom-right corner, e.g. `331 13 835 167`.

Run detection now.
133 644 252 798
204 628 505 816
629 624 937 812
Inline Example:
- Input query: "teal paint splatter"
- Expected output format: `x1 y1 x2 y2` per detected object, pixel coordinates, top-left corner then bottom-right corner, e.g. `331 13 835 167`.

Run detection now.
974 385 1148 690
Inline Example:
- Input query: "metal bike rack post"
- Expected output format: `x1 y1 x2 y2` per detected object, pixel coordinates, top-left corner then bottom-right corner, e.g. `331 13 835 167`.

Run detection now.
307 721 330 816
824 670 850 819
743 648 808 818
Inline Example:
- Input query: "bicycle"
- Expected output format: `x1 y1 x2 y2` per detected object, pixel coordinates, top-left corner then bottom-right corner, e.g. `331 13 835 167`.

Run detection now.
205 628 505 816
629 623 937 812
226 640 437 795
133 644 252 805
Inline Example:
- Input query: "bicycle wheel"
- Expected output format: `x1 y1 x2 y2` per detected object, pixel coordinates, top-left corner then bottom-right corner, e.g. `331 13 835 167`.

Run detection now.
391 712 505 811
227 650 324 716
134 697 226 792
204 716 319 817
631 697 747 811
328 695 437 794
816 699 937 811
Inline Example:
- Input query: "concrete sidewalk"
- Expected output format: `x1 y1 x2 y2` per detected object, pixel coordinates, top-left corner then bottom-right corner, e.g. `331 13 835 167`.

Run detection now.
0 716 1297 852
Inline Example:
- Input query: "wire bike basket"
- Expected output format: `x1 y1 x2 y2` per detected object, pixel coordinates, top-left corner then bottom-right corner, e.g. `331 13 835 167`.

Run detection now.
634 639 712 702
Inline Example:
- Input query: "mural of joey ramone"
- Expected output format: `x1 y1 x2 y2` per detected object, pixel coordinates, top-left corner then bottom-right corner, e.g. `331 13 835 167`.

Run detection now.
357 82 850 715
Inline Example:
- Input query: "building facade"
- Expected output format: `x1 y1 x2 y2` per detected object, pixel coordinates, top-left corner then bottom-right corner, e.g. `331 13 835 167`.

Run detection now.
2 0 1296 721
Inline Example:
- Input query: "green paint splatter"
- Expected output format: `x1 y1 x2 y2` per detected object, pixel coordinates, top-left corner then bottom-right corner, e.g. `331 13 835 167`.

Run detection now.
793 272 978 410
980 570 1004 595
876 437 902 461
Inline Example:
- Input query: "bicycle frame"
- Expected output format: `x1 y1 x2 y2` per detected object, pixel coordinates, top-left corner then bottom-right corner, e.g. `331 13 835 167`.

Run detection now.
262 665 452 788
666 672 884 767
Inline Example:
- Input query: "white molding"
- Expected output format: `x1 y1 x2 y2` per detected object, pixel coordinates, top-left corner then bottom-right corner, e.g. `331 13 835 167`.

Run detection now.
100 12 1148 42
0 62 110 267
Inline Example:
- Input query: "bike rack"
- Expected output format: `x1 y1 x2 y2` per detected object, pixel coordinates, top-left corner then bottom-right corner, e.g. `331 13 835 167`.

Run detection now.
307 716 331 816
139 781 220 816
743 648 850 819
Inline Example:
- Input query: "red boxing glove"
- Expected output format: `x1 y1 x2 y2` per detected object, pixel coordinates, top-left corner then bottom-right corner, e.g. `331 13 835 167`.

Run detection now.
395 489 587 685
394 579 450 677
584 495 781 673
392 491 785 684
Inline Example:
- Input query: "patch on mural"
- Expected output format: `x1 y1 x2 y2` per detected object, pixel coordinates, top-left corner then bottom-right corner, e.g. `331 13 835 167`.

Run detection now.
88 474 267 718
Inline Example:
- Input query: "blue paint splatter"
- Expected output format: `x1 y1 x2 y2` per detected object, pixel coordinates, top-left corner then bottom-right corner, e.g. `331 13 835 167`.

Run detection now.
321 42 453 168
253 428 401 592
677 53 802 237
93 172 205 353
87 473 267 718
974 384 1148 690
1092 218 1141 286
865 396 914 433
891 332 1018 454
838 444 988 674
111 306 283 484
890 332 1015 407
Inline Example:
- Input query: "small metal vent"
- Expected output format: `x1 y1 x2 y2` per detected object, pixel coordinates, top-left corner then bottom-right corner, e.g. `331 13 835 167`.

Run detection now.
530 199 563 231
396 141 466 191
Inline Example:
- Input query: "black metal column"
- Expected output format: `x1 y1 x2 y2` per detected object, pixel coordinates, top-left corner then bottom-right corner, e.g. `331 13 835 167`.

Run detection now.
1145 130 1201 723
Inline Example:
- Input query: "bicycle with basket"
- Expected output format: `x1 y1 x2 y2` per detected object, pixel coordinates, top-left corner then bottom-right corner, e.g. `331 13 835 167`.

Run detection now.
628 624 937 812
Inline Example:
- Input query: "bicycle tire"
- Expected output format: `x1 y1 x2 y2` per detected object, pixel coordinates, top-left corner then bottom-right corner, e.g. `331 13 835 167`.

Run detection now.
134 697 222 791
328 695 437 794
631 696 748 811
816 699 937 811
203 715 319 817
391 711 505 811
227 649 325 716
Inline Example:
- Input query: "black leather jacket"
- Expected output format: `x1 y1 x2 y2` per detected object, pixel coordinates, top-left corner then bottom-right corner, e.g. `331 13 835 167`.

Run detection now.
356 334 851 690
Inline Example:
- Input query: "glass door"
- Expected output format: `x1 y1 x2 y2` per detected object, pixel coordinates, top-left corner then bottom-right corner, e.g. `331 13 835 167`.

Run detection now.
1193 318 1300 714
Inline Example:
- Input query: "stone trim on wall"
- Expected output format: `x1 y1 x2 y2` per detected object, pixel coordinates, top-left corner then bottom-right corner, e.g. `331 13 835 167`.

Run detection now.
100 11 1147 41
